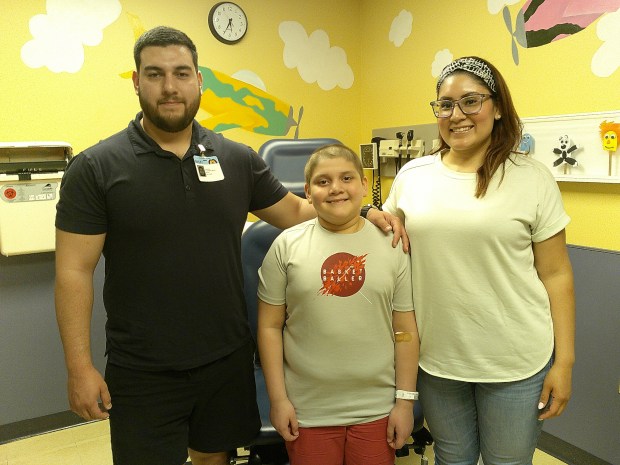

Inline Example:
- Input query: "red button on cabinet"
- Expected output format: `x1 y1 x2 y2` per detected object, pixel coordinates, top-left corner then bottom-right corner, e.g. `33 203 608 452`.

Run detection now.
2 187 17 200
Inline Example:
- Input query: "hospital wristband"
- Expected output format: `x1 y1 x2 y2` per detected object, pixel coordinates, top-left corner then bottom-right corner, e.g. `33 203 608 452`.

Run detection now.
395 390 419 400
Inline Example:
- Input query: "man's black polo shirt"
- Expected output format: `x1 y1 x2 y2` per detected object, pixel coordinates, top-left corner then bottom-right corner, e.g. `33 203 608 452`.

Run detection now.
56 113 287 370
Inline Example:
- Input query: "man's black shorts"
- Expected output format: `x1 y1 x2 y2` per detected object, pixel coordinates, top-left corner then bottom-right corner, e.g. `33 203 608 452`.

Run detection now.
105 340 261 465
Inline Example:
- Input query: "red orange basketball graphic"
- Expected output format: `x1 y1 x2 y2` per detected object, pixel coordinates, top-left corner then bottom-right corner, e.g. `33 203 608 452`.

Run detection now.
318 253 367 297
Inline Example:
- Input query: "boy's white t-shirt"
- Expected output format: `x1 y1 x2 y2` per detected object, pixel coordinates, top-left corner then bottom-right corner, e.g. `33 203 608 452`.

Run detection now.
258 218 413 426
383 153 570 382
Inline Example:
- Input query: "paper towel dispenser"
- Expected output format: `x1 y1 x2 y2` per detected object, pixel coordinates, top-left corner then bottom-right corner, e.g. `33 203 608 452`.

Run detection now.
0 142 72 256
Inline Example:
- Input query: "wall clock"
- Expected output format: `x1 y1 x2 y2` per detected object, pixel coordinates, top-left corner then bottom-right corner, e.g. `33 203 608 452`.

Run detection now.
208 2 248 45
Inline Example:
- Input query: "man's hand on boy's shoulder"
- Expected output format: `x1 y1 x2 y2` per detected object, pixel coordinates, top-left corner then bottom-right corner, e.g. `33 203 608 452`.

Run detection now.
366 208 410 253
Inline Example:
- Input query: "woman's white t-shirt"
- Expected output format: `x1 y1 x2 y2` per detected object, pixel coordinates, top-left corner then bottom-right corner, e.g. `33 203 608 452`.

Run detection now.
383 153 570 382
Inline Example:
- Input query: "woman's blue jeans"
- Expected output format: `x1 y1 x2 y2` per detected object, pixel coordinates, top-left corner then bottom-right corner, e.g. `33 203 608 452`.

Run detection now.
418 359 552 465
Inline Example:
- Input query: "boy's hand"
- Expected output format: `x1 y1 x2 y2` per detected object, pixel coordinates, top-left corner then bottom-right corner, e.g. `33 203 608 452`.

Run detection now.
270 398 300 441
387 400 414 449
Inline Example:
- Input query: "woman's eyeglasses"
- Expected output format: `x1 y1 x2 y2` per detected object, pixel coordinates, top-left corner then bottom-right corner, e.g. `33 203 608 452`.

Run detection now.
430 93 493 118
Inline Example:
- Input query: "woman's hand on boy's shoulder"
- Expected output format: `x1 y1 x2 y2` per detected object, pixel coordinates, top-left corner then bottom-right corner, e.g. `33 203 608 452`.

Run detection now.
366 208 410 253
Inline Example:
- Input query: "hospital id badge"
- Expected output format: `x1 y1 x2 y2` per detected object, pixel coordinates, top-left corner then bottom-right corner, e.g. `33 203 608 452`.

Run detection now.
194 155 224 182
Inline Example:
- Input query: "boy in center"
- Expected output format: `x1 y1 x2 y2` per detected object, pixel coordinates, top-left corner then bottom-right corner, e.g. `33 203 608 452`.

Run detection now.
257 143 420 465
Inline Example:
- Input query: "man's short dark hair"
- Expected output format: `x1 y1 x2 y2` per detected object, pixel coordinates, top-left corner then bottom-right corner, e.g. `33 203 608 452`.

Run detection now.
134 26 198 71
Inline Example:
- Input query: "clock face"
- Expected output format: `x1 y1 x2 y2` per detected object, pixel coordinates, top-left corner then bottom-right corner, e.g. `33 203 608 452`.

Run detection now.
208 2 248 44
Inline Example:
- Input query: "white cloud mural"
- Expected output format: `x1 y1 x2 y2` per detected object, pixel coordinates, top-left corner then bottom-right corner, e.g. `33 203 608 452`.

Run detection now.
21 0 121 73
431 49 453 78
278 21 354 91
591 8 620 77
389 9 413 47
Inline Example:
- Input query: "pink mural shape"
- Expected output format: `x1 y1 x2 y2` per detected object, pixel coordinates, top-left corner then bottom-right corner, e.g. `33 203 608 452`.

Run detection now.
503 0 620 64
522 0 620 35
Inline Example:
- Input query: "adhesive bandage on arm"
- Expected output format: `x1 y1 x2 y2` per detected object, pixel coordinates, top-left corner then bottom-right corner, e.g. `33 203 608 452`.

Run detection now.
394 331 414 342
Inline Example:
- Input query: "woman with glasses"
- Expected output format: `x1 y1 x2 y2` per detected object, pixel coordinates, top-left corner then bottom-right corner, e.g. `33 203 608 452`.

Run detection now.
381 57 575 465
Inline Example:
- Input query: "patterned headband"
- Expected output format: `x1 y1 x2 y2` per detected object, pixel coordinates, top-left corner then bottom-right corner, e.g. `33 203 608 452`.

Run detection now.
436 57 497 93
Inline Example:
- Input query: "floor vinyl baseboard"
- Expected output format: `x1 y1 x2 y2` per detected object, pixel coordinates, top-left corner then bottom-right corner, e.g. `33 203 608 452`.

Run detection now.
537 431 613 465
0 410 86 445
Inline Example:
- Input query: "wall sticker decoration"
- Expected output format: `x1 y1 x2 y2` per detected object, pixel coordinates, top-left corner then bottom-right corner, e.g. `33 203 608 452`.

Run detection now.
21 0 121 73
599 120 620 175
431 49 454 78
197 66 303 137
279 21 354 91
490 0 620 76
389 9 413 48
523 110 620 181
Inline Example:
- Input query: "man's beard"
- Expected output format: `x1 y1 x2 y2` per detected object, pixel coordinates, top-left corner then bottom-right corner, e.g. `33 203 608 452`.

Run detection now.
139 91 201 133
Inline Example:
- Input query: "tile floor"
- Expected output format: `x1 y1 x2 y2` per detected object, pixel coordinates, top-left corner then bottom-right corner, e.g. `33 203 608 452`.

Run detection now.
0 419 567 465
0 421 111 465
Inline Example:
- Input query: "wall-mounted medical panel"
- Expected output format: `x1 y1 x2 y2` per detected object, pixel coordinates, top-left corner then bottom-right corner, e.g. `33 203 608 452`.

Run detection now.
0 142 71 256
371 123 440 177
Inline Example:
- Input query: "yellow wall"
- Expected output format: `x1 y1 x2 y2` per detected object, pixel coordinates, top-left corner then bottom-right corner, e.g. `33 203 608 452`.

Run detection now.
0 0 362 154
360 0 620 251
1 1 618 250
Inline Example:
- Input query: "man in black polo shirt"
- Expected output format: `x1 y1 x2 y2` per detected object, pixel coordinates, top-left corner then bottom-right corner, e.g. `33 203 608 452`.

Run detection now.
55 26 404 465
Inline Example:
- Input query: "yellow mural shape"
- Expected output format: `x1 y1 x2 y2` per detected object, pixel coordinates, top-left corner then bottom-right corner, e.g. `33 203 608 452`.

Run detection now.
198 66 301 136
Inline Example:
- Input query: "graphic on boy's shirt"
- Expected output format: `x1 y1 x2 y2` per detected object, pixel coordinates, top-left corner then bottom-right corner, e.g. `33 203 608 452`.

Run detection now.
319 253 367 297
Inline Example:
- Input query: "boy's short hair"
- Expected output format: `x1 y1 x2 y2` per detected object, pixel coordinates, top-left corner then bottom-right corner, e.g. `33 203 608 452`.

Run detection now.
304 144 364 184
